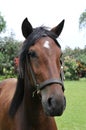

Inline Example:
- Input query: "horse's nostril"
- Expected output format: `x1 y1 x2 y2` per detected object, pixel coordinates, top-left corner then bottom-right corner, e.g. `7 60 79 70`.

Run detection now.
48 97 52 107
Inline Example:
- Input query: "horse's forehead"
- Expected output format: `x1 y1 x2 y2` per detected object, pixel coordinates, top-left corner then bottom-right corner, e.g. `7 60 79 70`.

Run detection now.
29 37 61 57
35 37 59 50
43 41 50 49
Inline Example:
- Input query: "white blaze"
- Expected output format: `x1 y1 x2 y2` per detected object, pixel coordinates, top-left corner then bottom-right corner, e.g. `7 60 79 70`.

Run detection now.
43 41 50 49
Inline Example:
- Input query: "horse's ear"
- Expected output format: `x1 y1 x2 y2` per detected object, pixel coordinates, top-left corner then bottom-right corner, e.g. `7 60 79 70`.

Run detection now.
22 18 33 39
9 76 24 117
51 19 65 37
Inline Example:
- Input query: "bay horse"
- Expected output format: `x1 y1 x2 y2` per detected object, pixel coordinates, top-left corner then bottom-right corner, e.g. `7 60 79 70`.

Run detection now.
0 18 66 130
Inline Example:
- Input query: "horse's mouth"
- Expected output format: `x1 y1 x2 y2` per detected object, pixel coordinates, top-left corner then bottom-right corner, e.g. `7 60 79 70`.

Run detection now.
43 105 65 117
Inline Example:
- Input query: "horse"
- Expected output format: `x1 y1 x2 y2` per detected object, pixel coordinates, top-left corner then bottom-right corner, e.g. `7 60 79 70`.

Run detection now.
0 18 66 130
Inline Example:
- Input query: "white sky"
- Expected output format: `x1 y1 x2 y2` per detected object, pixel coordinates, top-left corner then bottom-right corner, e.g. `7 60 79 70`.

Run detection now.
0 0 86 49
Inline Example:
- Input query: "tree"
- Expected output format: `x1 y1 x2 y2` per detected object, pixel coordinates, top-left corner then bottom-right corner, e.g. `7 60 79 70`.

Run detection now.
0 36 21 77
79 9 86 29
0 12 6 33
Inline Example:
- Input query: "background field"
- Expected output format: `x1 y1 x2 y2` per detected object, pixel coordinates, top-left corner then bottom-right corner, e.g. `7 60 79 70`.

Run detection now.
55 79 86 130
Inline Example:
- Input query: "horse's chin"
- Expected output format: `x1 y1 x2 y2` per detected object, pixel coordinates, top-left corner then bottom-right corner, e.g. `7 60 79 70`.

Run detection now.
44 108 64 117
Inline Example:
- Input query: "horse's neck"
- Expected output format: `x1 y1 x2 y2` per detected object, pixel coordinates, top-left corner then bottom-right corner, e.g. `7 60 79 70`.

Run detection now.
24 71 42 112
23 84 43 118
22 87 57 130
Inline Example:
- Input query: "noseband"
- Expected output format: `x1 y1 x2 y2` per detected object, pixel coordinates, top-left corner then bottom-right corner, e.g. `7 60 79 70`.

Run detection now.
26 56 65 97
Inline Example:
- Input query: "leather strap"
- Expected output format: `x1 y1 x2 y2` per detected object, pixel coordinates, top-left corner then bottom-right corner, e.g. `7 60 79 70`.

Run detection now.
36 78 64 91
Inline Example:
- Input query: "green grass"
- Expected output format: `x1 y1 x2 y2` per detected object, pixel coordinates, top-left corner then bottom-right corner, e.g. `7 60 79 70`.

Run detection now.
0 75 6 81
55 79 86 130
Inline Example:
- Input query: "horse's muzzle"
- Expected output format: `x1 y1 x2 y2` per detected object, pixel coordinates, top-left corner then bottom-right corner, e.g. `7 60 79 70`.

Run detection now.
42 95 66 116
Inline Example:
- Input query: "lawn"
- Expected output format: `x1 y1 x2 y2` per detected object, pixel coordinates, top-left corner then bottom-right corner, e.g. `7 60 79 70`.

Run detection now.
55 79 86 130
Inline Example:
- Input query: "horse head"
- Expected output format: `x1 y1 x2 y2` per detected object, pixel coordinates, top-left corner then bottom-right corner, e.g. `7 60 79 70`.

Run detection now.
9 18 66 117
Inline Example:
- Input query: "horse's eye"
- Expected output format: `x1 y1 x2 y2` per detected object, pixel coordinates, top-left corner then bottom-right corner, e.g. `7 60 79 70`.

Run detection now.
60 53 63 65
60 59 62 65
28 50 37 58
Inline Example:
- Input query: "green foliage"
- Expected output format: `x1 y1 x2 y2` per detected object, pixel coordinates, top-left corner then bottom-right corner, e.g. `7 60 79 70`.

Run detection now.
0 52 4 74
0 36 21 77
0 12 6 33
63 46 86 80
77 53 86 64
79 9 86 29
64 56 79 80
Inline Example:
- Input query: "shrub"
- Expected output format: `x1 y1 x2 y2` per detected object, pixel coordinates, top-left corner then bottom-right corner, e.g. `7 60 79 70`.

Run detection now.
64 56 79 80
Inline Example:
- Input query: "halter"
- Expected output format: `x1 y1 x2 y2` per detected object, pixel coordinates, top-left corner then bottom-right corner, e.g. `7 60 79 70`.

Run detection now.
26 56 64 97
